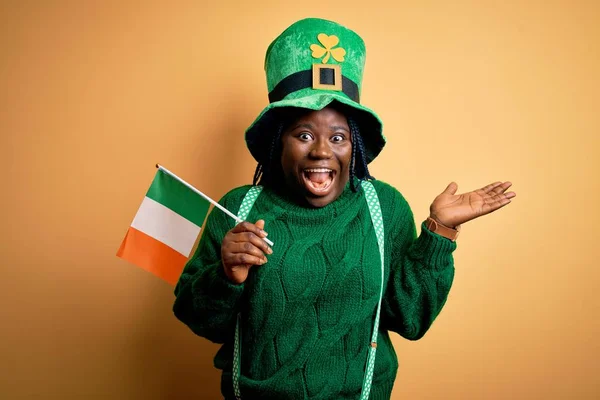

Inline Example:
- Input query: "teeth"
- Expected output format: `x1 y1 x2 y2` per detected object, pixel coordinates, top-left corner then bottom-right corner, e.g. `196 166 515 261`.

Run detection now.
304 168 332 173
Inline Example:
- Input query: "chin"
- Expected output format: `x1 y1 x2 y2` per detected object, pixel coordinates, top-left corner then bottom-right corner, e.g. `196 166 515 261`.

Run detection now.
304 195 335 208
303 183 347 207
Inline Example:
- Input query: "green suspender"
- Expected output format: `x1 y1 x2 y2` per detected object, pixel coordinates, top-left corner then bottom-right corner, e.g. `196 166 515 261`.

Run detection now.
232 185 263 400
357 181 385 399
232 181 384 399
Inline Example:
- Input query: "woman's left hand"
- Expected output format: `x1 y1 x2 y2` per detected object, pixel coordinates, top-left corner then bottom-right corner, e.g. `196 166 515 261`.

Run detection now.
429 181 516 228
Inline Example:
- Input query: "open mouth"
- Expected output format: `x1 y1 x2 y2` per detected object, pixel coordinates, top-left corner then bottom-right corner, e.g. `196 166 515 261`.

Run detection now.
302 168 336 195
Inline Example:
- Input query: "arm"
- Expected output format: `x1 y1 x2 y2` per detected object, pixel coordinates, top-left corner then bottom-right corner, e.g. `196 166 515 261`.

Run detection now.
380 186 456 340
380 179 515 339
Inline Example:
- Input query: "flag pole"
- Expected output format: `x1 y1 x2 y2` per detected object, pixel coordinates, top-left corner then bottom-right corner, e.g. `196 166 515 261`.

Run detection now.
156 164 274 247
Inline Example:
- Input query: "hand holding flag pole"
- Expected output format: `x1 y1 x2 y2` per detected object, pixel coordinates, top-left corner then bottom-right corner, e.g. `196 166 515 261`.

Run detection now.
117 164 273 285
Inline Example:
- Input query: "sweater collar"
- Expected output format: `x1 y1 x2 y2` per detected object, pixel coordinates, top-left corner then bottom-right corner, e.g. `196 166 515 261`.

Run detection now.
262 179 364 220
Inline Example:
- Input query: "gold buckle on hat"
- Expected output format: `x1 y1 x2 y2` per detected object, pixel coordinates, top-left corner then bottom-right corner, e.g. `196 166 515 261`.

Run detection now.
312 63 342 91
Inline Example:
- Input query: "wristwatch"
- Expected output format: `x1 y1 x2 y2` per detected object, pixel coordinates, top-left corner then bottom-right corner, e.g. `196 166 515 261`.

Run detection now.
425 217 460 242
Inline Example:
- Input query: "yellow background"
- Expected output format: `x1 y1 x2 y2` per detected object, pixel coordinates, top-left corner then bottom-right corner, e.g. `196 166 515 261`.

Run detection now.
1 1 598 399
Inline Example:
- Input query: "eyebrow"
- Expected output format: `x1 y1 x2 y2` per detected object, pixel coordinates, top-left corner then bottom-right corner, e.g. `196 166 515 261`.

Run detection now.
330 125 350 133
288 123 350 133
289 123 314 131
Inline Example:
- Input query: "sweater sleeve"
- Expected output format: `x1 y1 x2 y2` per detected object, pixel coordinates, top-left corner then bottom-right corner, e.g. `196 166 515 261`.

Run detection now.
172 186 249 344
375 181 457 340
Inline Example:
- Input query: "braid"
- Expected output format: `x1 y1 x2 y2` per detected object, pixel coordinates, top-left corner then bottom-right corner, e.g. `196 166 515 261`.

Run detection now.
347 117 374 192
349 118 359 192
355 129 374 181
253 122 284 186
252 163 263 186
268 123 284 175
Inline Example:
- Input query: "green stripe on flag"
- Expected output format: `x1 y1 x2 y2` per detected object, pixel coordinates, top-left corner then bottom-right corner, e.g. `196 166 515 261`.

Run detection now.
146 170 210 227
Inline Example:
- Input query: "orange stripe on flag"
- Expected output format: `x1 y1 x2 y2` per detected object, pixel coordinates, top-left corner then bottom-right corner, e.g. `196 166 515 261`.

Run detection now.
117 227 188 285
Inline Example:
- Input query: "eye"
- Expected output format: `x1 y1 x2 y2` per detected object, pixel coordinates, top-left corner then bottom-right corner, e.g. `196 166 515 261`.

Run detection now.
298 132 313 141
331 134 345 143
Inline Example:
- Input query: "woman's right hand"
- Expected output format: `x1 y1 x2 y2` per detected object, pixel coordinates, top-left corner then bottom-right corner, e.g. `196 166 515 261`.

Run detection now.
221 219 272 284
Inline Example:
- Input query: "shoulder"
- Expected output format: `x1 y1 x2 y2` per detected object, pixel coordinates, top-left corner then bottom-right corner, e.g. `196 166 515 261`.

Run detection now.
203 184 256 229
369 180 411 210
367 179 415 227
217 184 255 207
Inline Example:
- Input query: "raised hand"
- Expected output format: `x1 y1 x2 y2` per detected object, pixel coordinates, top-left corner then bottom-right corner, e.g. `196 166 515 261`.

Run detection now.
429 181 516 228
221 219 273 284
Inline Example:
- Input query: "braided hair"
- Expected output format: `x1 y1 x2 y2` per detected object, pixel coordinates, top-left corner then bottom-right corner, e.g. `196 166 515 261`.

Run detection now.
252 110 374 192
252 122 284 187
347 117 375 192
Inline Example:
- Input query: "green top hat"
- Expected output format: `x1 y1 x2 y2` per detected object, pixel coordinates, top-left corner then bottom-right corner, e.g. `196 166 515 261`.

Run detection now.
245 18 386 165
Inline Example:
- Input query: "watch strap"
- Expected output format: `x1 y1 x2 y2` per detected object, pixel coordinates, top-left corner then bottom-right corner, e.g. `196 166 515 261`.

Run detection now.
425 217 460 241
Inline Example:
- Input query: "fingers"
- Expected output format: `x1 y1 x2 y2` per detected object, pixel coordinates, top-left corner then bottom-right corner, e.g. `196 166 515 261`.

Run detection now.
223 251 267 268
231 220 268 238
491 181 512 196
221 219 272 284
486 189 514 204
479 182 516 208
442 182 458 195
230 220 272 253
221 235 270 272
482 191 516 214
222 219 272 268
486 183 515 203
483 199 510 215
230 239 272 259
480 181 503 193
233 230 273 254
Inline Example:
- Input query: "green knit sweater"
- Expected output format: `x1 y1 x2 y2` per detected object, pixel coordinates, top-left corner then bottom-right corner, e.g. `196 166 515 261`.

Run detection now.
173 180 456 399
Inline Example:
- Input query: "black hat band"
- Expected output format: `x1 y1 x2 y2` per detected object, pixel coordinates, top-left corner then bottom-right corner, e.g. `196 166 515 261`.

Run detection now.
268 66 360 103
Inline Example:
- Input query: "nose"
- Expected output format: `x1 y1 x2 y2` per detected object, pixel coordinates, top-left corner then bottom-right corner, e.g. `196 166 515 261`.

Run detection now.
308 137 333 159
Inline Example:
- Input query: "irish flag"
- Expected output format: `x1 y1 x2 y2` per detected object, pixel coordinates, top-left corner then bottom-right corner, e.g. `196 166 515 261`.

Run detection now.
117 167 210 285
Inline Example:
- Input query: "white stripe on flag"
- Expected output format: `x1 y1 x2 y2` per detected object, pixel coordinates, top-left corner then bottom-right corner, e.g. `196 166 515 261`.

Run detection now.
131 196 201 256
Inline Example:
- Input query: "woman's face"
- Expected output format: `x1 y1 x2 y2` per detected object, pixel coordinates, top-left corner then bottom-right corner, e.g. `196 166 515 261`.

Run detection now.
280 107 352 208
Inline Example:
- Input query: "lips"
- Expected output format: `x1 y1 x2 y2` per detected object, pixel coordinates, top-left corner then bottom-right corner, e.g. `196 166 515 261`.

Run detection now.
302 168 336 195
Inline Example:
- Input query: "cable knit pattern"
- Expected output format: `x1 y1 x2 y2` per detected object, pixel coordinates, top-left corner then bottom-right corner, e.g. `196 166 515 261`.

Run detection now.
173 180 456 399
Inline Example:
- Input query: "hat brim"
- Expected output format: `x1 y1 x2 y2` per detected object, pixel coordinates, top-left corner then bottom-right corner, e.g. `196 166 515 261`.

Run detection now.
245 89 385 165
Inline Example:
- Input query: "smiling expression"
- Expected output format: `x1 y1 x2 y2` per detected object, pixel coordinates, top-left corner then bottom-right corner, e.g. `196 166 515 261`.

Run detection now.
280 107 352 208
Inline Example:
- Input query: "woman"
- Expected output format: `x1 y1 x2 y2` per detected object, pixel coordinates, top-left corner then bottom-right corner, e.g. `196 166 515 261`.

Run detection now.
173 18 515 399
